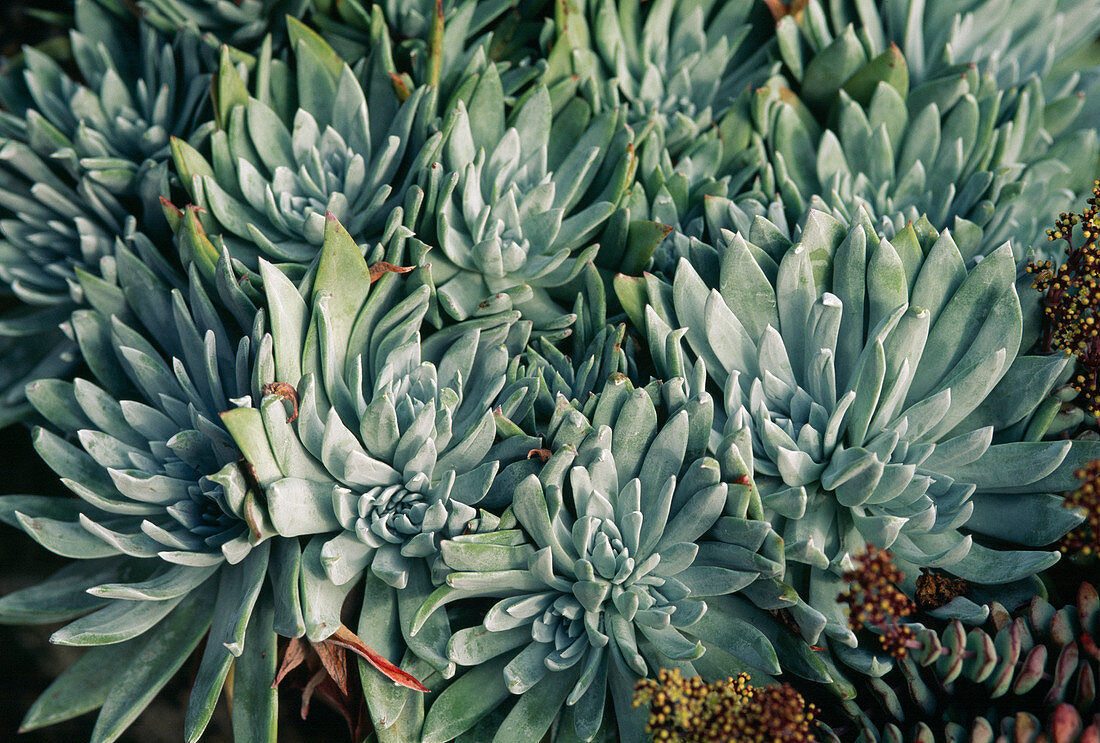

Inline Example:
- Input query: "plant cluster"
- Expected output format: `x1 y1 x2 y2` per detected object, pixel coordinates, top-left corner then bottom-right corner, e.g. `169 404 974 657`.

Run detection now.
0 0 1097 742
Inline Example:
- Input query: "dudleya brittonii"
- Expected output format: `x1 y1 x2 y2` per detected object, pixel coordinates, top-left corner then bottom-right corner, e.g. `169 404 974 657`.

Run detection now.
627 207 1094 671
654 60 1098 274
219 213 539 707
409 64 635 325
0 245 293 743
542 0 777 157
169 18 441 270
411 370 792 743
137 0 310 51
0 0 214 422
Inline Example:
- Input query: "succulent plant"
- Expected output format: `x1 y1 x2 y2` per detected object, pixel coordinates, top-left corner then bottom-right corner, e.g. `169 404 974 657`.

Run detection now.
217 211 545 738
2 0 1100 741
691 65 1096 271
816 581 1100 743
410 369 795 743
542 0 776 158
168 18 441 279
498 262 634 430
623 207 1096 667
408 65 635 325
753 1 1100 253
818 703 1100 743
0 242 286 742
133 0 310 50
0 0 214 423
770 0 1100 102
309 0 539 96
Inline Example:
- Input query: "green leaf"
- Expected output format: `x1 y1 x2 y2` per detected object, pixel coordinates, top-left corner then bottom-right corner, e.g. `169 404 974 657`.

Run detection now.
185 543 270 741
801 26 868 110
221 408 282 486
214 46 249 130
20 641 141 732
491 662 581 743
467 65 506 152
943 441 1070 490
689 595 780 673
89 583 215 743
967 492 1084 548
842 43 908 107
231 597 277 743
422 653 513 743
358 572 410 732
949 543 1060 585
13 509 121 559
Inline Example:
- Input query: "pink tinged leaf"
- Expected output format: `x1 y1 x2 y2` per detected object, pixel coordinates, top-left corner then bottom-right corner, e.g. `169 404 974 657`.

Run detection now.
326 624 430 692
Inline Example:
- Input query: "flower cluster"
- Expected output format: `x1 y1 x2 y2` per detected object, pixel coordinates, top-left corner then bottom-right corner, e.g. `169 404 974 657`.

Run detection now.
838 544 916 658
633 668 817 743
1029 181 1100 415
1063 458 1100 556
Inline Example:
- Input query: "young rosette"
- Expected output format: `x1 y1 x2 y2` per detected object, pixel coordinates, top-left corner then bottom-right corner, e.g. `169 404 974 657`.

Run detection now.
771 0 1100 108
137 0 309 51
410 65 635 324
0 247 288 741
543 0 776 157
0 0 213 422
412 372 791 743
311 0 532 95
712 69 1093 267
218 212 537 735
169 18 440 274
627 207 1096 669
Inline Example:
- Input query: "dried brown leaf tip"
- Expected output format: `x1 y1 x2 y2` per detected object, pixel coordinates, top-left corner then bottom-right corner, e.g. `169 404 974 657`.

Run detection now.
633 668 817 743
527 447 552 463
262 381 299 423
762 0 811 22
368 261 415 283
1062 458 1100 557
271 625 428 738
1028 181 1100 416
839 544 916 658
272 636 368 739
914 567 968 611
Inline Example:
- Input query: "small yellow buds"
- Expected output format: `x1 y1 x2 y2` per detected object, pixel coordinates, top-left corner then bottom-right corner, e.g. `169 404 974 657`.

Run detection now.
838 543 917 658
1028 181 1100 417
633 668 816 743
1062 459 1100 557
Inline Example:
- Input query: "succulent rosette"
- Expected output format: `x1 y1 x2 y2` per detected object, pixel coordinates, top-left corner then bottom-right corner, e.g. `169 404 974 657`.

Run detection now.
311 0 535 96
410 66 635 324
626 207 1095 670
136 0 310 50
501 263 635 427
752 1 1100 253
0 0 214 422
217 213 547 734
542 0 776 157
169 18 441 274
410 369 795 743
773 0 1100 98
657 61 1098 274
0 245 288 741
